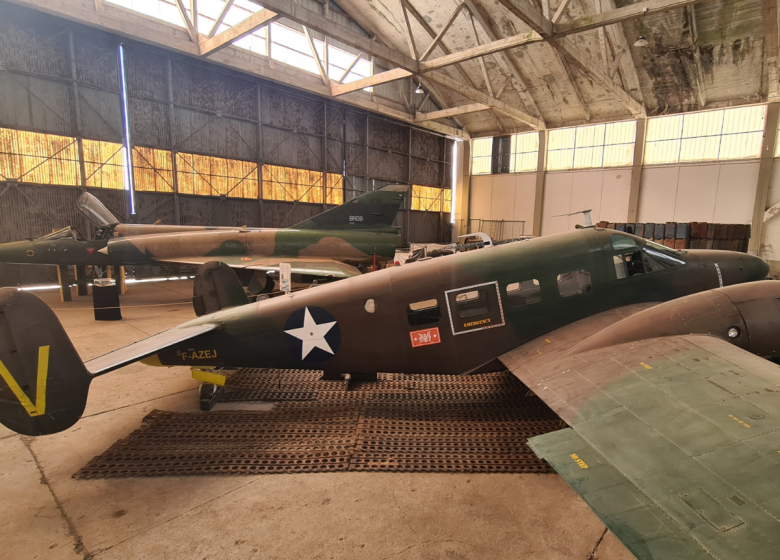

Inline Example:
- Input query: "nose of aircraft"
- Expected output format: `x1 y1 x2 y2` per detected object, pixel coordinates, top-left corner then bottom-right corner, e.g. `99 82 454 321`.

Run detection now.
0 240 37 264
688 249 769 286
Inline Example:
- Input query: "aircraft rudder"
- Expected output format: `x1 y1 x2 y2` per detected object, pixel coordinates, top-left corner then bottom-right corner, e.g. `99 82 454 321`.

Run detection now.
292 184 408 230
0 289 91 436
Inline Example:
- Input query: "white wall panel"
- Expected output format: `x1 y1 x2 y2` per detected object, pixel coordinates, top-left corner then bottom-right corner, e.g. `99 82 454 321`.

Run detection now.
470 175 493 220
469 173 537 234
491 174 519 221
637 166 679 222
713 162 759 223
600 169 632 223
542 172 573 235
568 170 604 229
762 161 780 264
512 174 537 226
674 165 720 222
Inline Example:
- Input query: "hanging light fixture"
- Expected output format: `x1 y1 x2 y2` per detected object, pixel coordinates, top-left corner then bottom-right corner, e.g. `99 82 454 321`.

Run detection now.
634 7 649 47
415 83 424 94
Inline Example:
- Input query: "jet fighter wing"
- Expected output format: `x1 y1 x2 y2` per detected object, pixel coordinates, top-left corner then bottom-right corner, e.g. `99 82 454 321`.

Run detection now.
153 256 363 279
500 320 780 559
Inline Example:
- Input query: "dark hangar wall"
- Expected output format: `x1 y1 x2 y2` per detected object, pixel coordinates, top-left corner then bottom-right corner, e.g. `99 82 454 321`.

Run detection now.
0 3 452 286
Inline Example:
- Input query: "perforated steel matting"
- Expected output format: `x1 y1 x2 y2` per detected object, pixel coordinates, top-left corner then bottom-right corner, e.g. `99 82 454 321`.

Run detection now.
75 370 563 478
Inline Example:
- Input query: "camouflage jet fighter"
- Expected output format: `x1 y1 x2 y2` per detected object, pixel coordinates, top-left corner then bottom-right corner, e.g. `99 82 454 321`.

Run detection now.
1 227 780 559
0 186 407 290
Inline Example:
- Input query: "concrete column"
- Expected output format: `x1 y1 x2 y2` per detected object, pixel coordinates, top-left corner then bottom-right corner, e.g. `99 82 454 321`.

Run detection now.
532 130 548 237
57 265 72 303
749 102 780 255
627 118 647 223
452 140 470 241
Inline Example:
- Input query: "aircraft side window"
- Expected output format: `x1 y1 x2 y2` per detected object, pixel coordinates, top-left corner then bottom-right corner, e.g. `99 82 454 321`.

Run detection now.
642 246 686 270
506 279 542 307
624 251 646 276
613 255 626 279
610 234 637 250
614 252 646 279
407 299 441 326
557 270 592 297
456 289 491 318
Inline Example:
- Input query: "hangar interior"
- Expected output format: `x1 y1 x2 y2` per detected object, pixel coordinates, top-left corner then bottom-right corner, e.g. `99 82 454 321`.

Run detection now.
0 0 778 558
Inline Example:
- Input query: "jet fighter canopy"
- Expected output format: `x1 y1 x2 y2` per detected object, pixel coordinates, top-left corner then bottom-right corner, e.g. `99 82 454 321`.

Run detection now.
77 192 119 227
38 226 82 241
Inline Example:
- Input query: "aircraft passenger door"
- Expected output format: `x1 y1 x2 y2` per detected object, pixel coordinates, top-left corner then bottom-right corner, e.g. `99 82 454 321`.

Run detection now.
444 281 506 336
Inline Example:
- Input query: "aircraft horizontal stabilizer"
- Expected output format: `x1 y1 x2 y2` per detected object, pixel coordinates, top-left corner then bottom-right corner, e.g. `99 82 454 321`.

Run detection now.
85 323 217 375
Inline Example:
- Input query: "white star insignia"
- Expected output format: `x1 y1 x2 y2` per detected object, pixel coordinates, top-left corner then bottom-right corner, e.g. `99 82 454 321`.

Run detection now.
284 307 337 360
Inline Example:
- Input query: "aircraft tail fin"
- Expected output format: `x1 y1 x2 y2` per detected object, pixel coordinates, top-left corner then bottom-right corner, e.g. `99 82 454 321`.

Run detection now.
193 261 250 316
0 289 92 436
292 184 407 230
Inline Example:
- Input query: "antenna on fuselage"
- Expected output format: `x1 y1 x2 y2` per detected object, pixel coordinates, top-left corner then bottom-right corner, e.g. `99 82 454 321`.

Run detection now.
553 209 593 228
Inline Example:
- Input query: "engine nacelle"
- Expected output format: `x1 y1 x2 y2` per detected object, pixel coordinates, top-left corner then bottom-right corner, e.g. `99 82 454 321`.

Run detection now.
575 281 780 358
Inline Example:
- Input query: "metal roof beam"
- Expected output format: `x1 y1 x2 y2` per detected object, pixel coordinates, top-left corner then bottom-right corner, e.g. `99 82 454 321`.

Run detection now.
248 0 418 71
462 0 544 122
200 9 279 56
555 0 710 35
494 0 554 37
415 103 490 122
762 0 779 100
420 4 466 61
553 36 645 116
425 71 545 129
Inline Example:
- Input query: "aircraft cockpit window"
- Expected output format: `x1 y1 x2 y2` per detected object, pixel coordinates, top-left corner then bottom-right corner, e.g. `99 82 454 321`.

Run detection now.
642 241 686 270
407 299 441 326
613 255 627 279
557 270 592 297
610 234 637 251
456 289 491 318
506 279 542 307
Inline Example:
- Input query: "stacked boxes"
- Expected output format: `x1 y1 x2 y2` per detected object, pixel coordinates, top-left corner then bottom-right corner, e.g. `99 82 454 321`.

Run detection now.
596 222 751 252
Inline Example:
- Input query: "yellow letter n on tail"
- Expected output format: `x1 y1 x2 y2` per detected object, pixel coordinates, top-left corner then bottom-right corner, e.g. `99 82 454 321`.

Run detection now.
0 346 50 417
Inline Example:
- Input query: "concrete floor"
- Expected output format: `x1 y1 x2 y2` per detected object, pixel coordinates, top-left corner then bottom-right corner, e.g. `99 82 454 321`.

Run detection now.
0 280 634 560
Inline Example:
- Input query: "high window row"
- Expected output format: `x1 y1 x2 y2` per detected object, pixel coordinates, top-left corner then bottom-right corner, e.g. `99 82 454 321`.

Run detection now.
107 0 372 86
472 105 769 175
0 128 343 204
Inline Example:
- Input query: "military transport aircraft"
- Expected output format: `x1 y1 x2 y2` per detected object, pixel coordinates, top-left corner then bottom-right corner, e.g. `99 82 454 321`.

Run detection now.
1 227 779 559
0 185 407 289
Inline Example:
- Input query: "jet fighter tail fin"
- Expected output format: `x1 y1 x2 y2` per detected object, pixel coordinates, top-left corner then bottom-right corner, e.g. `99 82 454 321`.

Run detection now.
193 261 249 316
0 288 92 436
292 184 407 230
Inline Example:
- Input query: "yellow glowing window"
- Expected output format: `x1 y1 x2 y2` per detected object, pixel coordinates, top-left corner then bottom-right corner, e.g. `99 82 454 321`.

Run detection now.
472 138 492 175
548 121 636 171
134 147 174 193
411 185 451 212
647 106 765 164
262 164 342 204
510 132 539 173
83 139 124 189
0 128 80 186
326 173 344 205
176 153 258 198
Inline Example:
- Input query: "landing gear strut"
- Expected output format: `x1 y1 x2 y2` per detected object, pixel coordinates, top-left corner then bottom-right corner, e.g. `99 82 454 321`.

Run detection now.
199 382 224 411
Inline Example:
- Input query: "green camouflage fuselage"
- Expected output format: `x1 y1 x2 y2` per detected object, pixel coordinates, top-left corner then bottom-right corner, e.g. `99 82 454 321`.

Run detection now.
0 227 401 267
144 228 769 375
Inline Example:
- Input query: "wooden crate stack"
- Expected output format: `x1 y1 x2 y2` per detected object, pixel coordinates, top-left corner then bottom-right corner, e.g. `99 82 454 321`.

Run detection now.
596 222 751 252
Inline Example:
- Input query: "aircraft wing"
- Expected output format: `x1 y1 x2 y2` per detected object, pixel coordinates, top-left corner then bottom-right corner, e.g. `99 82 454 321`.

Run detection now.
154 256 363 279
500 313 780 560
